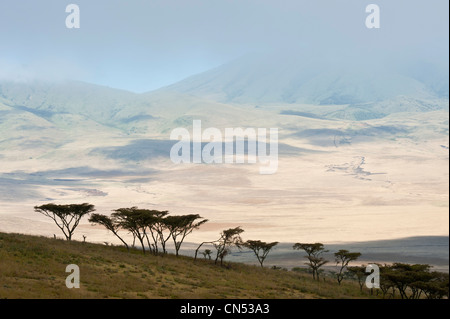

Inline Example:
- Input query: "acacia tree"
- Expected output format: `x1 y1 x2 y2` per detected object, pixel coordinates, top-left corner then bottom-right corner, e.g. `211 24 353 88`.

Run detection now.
111 207 150 254
109 208 176 255
202 249 212 260
377 264 396 298
214 227 245 266
293 243 328 280
347 265 367 292
194 227 245 264
34 203 95 241
244 240 278 268
334 250 362 285
419 272 449 299
195 240 219 261
384 263 436 299
378 263 449 299
88 213 129 251
148 210 170 255
165 214 208 257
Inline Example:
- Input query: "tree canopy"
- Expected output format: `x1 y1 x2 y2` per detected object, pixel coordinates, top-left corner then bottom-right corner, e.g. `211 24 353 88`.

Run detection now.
89 207 206 256
88 213 129 250
244 240 278 268
213 227 244 266
334 249 362 285
293 242 328 280
165 214 208 256
35 203 95 241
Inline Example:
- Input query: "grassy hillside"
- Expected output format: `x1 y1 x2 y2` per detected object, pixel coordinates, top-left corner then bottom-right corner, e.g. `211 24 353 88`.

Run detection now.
0 232 374 299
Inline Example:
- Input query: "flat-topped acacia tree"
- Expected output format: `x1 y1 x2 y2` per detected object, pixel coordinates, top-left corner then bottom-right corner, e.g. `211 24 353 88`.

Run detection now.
165 214 208 257
293 243 329 281
110 207 155 255
334 249 362 285
109 207 171 255
244 240 279 268
34 203 95 241
214 227 245 266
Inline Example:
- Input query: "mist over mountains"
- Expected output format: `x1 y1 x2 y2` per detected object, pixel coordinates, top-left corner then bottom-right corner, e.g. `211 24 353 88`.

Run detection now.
0 49 448 164
162 52 449 104
1 51 447 128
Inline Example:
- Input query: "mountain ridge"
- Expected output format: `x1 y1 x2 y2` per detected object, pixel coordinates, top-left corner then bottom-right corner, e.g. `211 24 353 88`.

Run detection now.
158 53 449 106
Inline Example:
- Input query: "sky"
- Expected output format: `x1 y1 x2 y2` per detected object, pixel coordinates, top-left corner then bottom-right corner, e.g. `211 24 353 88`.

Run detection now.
0 0 448 93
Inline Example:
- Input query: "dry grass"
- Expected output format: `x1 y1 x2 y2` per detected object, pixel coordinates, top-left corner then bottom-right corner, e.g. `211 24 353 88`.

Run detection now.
0 232 376 299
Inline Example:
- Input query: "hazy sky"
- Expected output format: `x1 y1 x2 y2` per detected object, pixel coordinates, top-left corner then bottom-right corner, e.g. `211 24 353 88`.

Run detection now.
0 0 448 92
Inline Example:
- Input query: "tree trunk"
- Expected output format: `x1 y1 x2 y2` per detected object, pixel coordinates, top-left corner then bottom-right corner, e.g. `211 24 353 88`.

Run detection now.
175 242 181 257
113 230 129 251
194 242 205 261
137 236 146 254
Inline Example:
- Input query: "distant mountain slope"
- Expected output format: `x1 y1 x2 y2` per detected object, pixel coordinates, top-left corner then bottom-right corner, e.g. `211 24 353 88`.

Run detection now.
160 52 448 106
0 80 285 149
323 96 449 121
1 51 448 133
0 81 231 135
0 80 281 135
0 80 142 125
